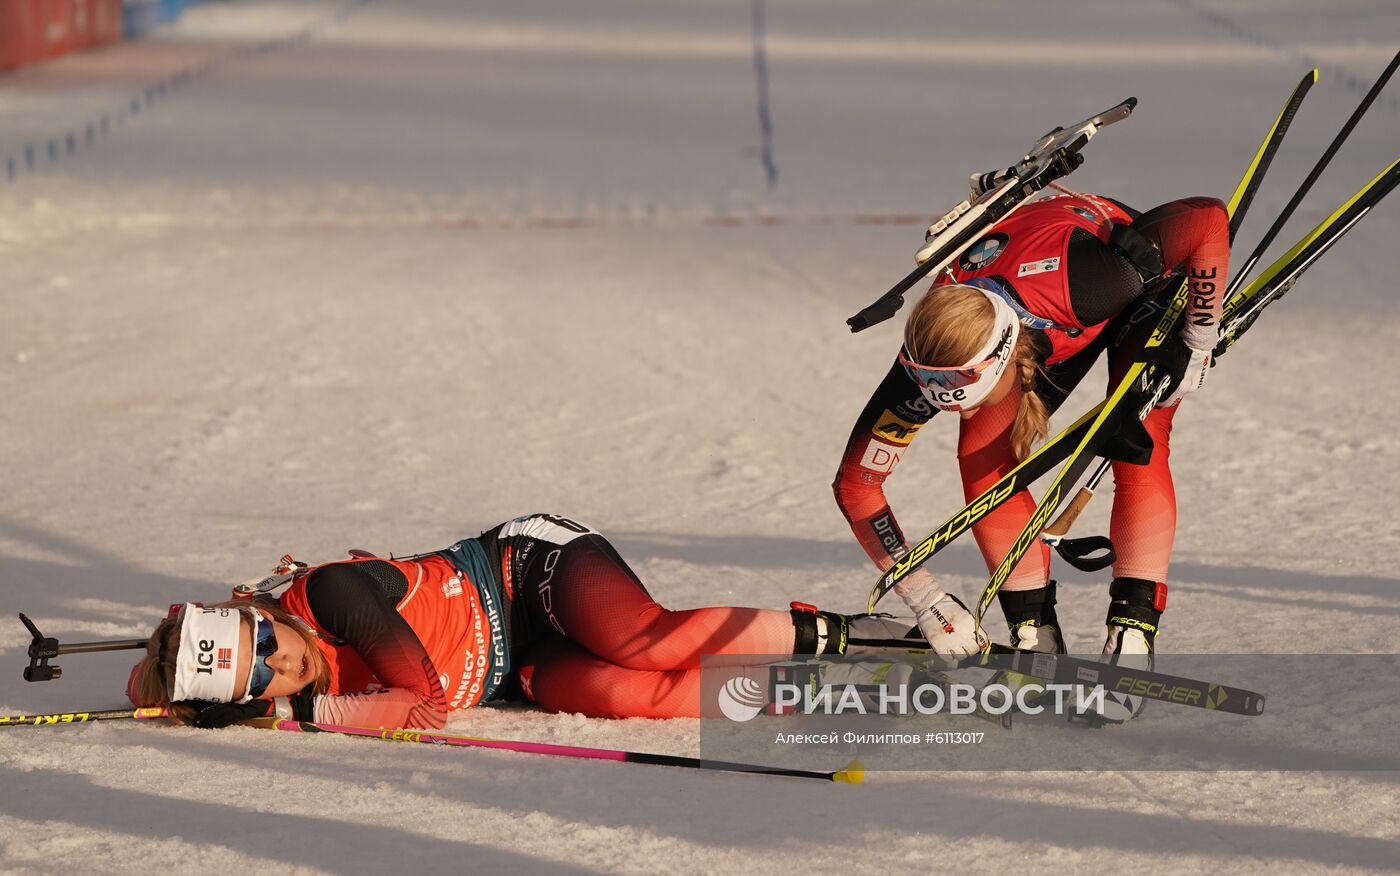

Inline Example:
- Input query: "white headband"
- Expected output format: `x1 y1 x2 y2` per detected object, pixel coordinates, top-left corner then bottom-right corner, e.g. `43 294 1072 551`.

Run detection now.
172 604 250 704
917 288 1021 412
968 289 1021 368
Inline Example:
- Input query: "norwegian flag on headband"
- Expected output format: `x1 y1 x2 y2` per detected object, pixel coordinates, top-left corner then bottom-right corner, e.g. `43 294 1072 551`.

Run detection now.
172 605 245 704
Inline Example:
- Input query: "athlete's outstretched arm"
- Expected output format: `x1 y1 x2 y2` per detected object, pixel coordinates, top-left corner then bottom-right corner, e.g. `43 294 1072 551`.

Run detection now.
832 357 936 569
300 564 450 730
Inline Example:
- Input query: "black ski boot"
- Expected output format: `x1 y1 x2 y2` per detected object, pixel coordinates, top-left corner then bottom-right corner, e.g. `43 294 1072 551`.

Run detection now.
1099 577 1166 723
789 602 923 656
998 581 1067 654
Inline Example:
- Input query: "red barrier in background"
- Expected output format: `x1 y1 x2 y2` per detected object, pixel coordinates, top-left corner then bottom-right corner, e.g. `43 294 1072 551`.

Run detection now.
73 0 124 49
88 0 124 47
45 0 76 57
0 0 46 70
1 0 125 71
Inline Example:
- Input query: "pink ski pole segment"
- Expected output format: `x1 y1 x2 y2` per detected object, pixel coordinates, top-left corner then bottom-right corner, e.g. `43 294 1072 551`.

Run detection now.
273 720 864 784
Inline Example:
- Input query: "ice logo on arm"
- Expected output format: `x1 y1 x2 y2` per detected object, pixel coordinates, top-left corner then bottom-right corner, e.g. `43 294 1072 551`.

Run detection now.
717 676 767 722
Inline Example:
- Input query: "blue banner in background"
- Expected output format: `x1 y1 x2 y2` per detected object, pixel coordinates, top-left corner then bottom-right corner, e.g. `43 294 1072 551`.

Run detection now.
123 0 189 38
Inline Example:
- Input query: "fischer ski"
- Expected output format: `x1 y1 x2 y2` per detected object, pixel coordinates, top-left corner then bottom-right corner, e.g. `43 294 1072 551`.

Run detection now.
811 636 1265 717
1217 156 1400 355
847 98 1137 333
1227 49 1399 297
1226 68 1318 242
975 646 1265 717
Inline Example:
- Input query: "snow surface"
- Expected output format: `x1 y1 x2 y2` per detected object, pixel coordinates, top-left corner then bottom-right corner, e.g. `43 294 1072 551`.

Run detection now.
1 0 1398 872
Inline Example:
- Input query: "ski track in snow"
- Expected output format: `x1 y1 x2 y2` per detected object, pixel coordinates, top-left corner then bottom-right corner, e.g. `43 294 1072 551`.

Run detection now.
1 1 1398 873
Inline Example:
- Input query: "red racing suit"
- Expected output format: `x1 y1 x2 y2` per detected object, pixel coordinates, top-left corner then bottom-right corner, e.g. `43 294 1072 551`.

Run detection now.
833 192 1229 592
261 515 801 726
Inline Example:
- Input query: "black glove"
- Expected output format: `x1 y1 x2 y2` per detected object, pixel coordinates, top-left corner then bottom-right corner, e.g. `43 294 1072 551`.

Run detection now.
1144 331 1213 408
187 699 275 729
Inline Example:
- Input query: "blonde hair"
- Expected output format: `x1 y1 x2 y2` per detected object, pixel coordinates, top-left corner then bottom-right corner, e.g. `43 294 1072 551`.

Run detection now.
130 599 331 723
905 284 1049 459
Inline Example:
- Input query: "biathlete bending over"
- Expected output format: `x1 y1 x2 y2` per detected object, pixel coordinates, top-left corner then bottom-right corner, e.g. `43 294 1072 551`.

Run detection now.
130 514 919 729
834 190 1228 708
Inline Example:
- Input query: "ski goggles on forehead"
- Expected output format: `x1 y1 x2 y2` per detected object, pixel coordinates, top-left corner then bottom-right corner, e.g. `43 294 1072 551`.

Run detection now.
243 608 278 700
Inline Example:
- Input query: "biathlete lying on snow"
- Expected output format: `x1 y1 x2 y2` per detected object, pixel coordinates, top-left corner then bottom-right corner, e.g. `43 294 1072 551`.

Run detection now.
834 189 1229 676
129 514 920 729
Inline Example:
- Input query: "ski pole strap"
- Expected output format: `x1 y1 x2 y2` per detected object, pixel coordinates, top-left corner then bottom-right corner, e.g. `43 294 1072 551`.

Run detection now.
1048 534 1116 572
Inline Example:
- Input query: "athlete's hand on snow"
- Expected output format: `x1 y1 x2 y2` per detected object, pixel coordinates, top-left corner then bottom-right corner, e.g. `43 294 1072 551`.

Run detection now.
1152 333 1213 408
893 571 988 656
186 691 311 728
187 699 275 729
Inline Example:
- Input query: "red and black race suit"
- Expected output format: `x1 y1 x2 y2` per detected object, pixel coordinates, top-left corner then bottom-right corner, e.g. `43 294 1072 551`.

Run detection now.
833 193 1229 577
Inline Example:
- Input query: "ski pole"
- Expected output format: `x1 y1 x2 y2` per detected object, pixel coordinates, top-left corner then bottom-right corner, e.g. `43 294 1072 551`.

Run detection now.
0 706 169 728
1038 462 1115 570
1226 48 1399 297
17 612 148 682
271 720 865 784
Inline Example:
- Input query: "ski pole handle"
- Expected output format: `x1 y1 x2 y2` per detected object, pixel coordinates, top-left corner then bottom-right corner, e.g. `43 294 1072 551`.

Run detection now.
0 707 168 728
1041 484 1096 542
1040 459 1117 572
18 612 149 682
1042 453 1114 543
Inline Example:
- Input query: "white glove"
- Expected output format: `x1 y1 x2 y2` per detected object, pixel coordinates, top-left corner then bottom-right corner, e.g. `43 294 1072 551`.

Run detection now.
1159 343 1212 408
893 570 987 656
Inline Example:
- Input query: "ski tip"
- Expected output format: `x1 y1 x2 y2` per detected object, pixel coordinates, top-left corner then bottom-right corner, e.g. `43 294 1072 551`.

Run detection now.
832 758 865 784
1124 96 1138 111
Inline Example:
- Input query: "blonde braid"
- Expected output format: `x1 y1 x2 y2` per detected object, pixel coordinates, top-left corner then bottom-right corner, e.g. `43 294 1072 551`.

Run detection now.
1009 333 1049 460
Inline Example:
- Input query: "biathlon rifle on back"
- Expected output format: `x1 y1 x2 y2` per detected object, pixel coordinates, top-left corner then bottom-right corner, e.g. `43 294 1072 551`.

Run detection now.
846 97 1137 333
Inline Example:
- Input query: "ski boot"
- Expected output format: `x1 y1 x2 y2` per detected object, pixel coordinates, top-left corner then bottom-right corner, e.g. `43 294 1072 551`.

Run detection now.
1097 577 1166 723
987 582 1067 709
788 602 925 656
788 603 929 709
998 581 1067 654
